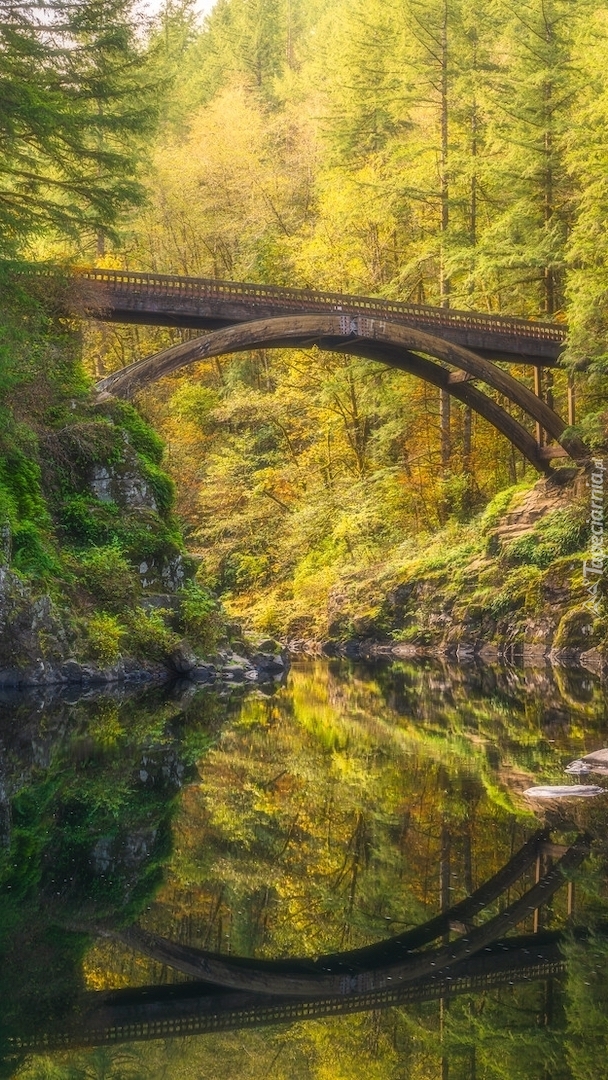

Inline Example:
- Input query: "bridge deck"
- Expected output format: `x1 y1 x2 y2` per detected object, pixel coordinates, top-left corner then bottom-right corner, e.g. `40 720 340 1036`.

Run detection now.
61 267 566 364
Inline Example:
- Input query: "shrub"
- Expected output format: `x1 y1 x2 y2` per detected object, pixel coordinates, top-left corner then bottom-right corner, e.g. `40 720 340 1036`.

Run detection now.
85 613 123 666
0 447 46 523
123 608 179 661
180 581 225 654
78 545 138 611
11 521 60 577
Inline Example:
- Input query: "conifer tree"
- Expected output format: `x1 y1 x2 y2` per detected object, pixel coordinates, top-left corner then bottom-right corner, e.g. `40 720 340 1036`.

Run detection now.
0 0 157 253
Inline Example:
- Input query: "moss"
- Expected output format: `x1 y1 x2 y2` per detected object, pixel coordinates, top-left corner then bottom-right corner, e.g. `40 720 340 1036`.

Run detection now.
105 400 164 465
140 459 175 516
553 606 600 650
488 565 542 618
503 507 588 568
478 482 531 534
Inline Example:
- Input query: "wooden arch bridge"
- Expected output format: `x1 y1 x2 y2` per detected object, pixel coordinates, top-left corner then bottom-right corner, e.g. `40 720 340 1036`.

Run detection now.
34 266 588 475
7 830 591 1053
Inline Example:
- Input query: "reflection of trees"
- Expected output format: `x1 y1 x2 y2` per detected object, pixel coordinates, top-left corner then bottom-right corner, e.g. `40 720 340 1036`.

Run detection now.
112 659 593 985
19 1048 149 1080
0 686 233 1069
8 660 608 1079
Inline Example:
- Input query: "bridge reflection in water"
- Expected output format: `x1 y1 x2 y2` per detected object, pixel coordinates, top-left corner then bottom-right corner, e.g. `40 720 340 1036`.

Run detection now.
8 830 590 1053
12 932 569 1052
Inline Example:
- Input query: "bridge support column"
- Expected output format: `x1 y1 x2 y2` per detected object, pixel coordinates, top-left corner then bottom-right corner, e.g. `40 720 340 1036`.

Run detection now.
534 366 544 448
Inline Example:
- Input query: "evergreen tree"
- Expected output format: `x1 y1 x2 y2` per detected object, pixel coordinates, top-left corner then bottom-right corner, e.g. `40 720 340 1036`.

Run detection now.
0 0 157 253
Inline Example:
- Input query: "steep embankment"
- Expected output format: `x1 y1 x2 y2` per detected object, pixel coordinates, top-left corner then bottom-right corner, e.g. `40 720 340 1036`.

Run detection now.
0 272 231 686
277 468 606 667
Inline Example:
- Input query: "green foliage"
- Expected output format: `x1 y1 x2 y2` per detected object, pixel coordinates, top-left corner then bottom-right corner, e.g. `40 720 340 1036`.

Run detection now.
60 492 182 564
111 401 165 465
78 545 139 612
11 521 61 577
503 508 588 569
84 612 123 666
123 607 180 661
487 565 542 619
0 448 46 526
140 460 175 517
0 1 158 253
180 581 225 653
479 484 530 535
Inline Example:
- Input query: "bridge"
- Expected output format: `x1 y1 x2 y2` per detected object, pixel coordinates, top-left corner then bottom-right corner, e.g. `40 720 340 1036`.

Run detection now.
68 267 565 365
4 830 590 1053
30 265 587 474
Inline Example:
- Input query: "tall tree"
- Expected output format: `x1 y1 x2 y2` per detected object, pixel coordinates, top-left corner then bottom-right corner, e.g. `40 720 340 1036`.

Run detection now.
0 0 157 254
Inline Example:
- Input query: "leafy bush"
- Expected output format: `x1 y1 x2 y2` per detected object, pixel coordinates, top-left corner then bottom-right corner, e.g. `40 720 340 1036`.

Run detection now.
0 447 46 525
11 521 60 577
180 581 225 653
78 545 139 611
60 492 183 563
85 613 123 666
124 607 179 660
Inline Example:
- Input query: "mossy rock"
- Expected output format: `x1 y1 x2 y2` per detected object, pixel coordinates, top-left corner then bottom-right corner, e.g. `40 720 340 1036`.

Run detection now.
553 606 602 650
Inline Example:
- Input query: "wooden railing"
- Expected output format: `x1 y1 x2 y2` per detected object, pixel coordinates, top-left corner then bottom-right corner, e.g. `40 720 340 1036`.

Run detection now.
50 266 567 346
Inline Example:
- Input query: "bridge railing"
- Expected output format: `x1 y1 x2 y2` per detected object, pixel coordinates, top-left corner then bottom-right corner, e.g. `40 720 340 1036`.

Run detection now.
67 267 566 345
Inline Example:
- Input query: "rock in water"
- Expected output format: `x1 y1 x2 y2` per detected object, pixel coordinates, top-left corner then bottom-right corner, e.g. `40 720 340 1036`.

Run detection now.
565 748 608 775
524 784 605 799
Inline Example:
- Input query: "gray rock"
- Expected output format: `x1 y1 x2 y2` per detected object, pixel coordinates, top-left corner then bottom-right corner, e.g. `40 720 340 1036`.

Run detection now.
169 643 198 674
61 659 84 682
222 666 246 681
190 664 216 683
252 652 285 673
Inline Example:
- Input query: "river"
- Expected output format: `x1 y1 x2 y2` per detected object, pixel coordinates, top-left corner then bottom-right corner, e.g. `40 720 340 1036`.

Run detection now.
1 658 607 1079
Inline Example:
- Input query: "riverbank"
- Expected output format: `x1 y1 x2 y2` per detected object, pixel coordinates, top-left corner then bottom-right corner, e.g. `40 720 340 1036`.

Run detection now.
273 468 607 672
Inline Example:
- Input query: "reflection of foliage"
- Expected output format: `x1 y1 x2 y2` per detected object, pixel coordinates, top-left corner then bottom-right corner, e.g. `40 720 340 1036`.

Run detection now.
0 684 233 1061
18 1047 150 1080
565 930 608 1080
2 660 608 1078
126 659 608 979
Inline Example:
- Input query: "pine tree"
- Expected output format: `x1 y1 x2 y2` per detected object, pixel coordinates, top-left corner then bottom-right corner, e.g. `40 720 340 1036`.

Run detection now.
0 0 157 253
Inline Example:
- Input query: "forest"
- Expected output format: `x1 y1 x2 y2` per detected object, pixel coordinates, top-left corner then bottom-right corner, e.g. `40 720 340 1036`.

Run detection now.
2 0 608 645
3 2 608 1078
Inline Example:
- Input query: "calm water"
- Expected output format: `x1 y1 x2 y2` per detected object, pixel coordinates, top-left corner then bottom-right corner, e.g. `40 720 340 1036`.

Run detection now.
1 658 608 1079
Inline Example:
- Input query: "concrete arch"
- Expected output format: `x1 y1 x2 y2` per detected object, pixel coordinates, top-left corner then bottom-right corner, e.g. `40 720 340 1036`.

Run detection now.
96 314 588 470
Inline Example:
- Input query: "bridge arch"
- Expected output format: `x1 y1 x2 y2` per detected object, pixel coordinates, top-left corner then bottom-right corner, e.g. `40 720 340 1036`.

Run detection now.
96 315 587 473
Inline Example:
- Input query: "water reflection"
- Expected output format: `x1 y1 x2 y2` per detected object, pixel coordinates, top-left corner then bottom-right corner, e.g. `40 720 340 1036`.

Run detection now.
1 659 608 1079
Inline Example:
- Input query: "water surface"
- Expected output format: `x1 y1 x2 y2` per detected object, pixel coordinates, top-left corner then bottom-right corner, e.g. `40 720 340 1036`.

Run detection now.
2 659 608 1079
